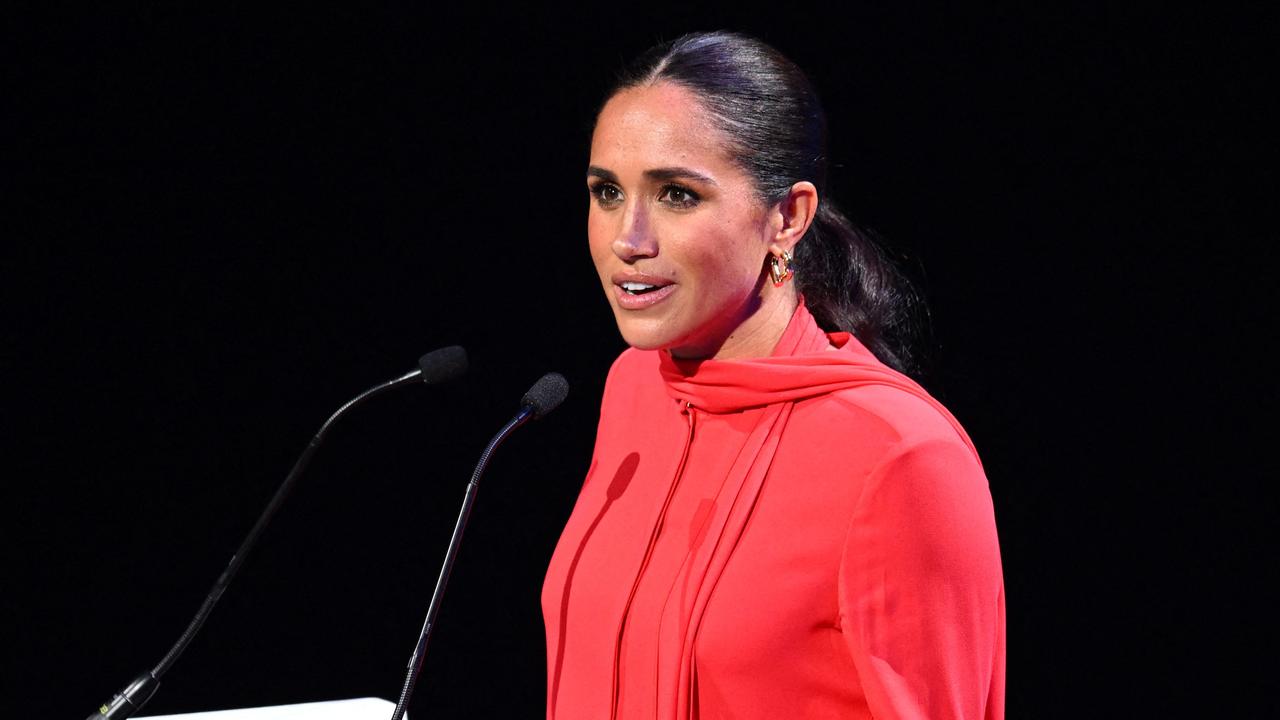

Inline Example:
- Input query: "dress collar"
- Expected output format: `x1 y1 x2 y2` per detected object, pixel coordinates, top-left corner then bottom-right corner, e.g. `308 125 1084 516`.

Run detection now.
658 300 889 413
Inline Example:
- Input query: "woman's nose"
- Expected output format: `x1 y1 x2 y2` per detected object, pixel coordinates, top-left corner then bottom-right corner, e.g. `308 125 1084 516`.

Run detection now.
612 204 657 261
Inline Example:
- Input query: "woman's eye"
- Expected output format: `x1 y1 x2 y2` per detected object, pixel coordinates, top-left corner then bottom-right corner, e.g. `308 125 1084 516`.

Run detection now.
659 185 699 209
589 183 623 208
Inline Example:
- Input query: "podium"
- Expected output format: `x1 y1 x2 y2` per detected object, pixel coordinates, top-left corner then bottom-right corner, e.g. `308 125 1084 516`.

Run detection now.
140 697 403 719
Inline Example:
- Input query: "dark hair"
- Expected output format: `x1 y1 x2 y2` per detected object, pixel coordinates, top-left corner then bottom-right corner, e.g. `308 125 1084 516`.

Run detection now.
606 31 928 377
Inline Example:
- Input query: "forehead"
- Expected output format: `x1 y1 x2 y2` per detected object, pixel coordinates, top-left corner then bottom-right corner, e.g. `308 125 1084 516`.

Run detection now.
590 83 732 170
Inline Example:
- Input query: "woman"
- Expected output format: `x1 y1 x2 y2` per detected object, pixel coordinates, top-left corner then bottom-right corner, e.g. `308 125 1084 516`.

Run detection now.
542 31 1004 720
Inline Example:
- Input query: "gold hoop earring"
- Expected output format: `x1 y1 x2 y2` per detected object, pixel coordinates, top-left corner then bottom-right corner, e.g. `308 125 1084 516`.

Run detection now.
769 250 794 287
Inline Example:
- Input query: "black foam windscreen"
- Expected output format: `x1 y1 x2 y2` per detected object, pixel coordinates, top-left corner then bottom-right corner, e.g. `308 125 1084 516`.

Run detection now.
418 346 468 385
521 372 569 419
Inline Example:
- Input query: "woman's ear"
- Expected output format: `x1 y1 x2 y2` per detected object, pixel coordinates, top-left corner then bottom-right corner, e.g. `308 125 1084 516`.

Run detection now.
769 181 818 256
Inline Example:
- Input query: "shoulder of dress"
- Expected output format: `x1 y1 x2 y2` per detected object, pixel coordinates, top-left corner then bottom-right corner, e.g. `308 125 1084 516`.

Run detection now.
791 383 974 454
600 347 666 406
603 347 661 388
606 346 657 375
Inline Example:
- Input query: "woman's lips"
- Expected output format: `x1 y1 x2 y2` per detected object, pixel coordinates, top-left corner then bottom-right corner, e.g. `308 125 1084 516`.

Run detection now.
613 282 676 310
611 272 675 310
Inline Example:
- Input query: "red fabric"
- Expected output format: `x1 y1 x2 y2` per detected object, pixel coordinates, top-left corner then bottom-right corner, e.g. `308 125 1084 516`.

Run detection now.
542 301 1005 719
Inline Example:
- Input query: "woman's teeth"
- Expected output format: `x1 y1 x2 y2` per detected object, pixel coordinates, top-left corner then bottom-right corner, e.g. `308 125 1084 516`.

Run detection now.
621 282 658 295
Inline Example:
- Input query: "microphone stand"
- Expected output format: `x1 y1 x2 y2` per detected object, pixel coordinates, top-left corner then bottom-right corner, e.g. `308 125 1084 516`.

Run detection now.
388 404 535 720
86 347 467 720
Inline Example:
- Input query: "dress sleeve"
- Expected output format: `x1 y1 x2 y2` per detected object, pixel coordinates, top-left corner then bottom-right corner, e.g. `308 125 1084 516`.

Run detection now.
838 437 1006 720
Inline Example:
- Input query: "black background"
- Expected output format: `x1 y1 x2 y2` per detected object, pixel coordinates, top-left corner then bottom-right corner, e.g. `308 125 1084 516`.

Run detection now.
6 5 1275 718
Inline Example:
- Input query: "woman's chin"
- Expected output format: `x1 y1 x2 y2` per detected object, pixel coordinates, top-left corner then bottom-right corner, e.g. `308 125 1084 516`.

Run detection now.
618 330 670 352
612 311 731 357
615 322 680 353
621 330 718 360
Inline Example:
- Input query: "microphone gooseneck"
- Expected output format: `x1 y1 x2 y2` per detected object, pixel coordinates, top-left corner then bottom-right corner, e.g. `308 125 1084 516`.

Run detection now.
389 372 569 720
86 347 467 720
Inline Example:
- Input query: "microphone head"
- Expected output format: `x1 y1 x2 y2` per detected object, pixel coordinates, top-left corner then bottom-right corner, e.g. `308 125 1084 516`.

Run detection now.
418 346 468 385
521 372 569 419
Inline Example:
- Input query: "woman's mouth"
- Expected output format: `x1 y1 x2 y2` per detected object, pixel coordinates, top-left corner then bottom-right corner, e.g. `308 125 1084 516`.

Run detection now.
621 281 660 295
612 274 675 310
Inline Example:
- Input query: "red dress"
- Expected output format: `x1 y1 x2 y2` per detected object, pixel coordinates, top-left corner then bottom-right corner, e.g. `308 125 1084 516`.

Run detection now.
542 302 1005 719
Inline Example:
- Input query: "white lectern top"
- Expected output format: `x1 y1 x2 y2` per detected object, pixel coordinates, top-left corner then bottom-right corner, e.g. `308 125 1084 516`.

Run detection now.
140 697 402 719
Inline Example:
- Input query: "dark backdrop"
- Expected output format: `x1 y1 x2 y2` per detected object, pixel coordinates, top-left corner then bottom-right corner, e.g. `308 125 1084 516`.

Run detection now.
6 5 1274 718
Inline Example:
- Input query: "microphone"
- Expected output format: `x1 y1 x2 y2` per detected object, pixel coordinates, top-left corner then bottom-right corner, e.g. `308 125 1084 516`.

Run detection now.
86 347 468 720
415 345 469 386
389 372 569 720
520 371 570 420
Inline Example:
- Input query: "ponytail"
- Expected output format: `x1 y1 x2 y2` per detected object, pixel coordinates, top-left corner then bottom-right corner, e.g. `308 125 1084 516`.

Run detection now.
795 202 928 377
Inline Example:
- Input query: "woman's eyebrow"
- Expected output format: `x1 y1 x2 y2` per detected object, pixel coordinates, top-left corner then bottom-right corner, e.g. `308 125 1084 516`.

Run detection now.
586 166 618 182
645 167 717 186
586 165 718 187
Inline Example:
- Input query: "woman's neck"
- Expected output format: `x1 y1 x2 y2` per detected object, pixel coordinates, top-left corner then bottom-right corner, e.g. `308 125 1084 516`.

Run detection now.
671 288 799 362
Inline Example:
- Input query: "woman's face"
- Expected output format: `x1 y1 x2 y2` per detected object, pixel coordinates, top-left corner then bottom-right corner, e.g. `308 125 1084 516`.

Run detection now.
587 83 784 360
